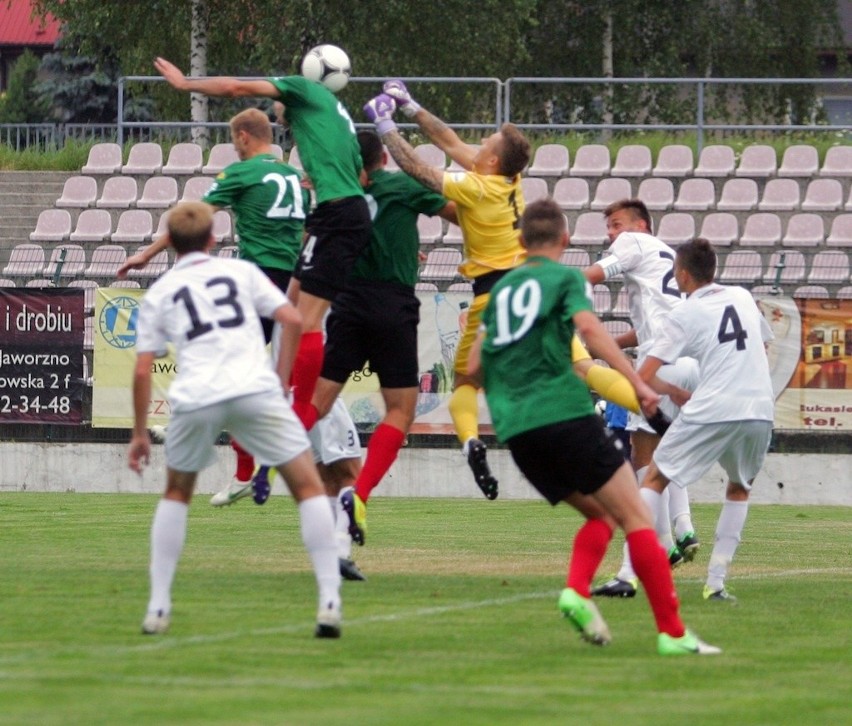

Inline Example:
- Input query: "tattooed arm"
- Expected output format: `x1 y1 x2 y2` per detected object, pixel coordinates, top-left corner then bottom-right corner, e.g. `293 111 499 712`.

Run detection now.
410 109 476 170
382 130 446 194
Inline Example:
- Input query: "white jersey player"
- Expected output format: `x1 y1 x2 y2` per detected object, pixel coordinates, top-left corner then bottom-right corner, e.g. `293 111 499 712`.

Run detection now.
640 238 774 602
128 201 343 638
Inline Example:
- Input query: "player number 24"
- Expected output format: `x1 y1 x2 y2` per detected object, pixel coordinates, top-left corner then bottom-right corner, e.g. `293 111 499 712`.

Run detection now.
492 279 542 346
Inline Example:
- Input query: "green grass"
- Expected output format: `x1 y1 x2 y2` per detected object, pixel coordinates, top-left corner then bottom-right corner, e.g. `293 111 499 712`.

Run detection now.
0 139 94 171
0 495 848 725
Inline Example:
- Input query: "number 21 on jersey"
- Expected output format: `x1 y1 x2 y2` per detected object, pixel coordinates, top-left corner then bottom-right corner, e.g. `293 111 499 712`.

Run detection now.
491 279 542 346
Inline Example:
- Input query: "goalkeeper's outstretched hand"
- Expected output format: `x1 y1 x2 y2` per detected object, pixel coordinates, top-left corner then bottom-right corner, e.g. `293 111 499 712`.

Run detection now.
383 79 421 117
363 94 397 135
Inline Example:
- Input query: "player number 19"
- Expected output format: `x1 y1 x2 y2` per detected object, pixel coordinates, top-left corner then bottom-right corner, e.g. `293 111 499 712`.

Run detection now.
491 279 542 346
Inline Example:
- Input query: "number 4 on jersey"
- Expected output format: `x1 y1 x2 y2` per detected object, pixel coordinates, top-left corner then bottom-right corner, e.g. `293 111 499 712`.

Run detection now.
717 305 747 350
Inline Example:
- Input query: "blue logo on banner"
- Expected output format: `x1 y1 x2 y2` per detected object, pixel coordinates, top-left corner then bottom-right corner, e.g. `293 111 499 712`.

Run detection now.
99 296 140 349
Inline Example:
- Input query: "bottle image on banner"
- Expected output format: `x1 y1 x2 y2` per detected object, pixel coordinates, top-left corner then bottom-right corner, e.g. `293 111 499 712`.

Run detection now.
434 293 460 392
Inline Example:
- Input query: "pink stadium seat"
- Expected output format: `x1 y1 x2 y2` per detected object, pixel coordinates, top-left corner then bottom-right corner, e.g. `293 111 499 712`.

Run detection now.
716 178 759 211
819 146 852 177
414 282 439 293
420 247 462 280
637 178 674 210
417 215 443 245
270 144 284 160
180 176 215 202
203 143 240 174
758 179 800 211
414 143 445 168
25 279 55 289
591 178 632 211
96 176 138 209
43 244 87 279
592 284 612 314
656 213 695 247
739 213 782 247
55 176 97 208
287 145 303 169
82 143 122 175
29 209 72 243
443 223 463 246
0 278 15 287
527 144 569 177
122 142 163 175
69 209 112 244
447 282 473 293
604 320 631 338
807 251 850 283
699 213 738 247
836 286 852 300
793 285 829 299
694 145 735 177
570 212 608 246
521 177 549 204
611 145 652 177
2 244 45 276
569 144 610 177
778 145 819 177
162 142 204 175
826 214 852 247
84 245 128 279
558 249 591 268
801 179 843 212
383 145 400 172
553 178 590 210
610 290 630 318
764 250 806 283
782 213 825 247
137 177 179 209
719 250 764 283
111 210 154 244
652 144 694 178
218 245 239 259
127 245 171 280
212 211 233 243
735 145 777 177
673 178 715 211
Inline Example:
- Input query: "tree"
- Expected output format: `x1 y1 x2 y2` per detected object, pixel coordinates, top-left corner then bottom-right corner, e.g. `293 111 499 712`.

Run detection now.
0 50 49 123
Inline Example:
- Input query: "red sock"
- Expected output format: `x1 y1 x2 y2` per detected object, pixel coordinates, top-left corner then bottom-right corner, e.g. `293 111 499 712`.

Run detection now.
566 519 613 597
293 401 319 431
231 439 254 482
627 528 685 637
290 331 324 421
354 423 406 503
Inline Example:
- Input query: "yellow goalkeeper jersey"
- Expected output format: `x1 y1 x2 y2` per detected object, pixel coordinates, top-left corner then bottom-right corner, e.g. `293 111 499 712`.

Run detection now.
442 170 526 279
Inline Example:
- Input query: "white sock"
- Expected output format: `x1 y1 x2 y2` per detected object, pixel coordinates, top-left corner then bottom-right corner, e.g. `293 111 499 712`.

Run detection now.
147 499 188 615
615 466 647 581
639 487 663 538
327 495 353 559
298 495 342 611
706 499 749 592
668 484 695 538
657 487 676 554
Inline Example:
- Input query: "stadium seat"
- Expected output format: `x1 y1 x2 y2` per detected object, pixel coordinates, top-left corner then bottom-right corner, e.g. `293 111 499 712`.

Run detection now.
716 178 759 211
137 177 179 209
417 215 443 245
553 178 590 210
735 145 777 177
270 144 284 160
750 284 781 297
212 210 233 243
420 247 462 280
111 210 154 244
55 176 97 208
287 145 303 169
801 179 843 211
719 250 764 283
2 244 46 277
611 145 652 177
447 282 473 293
521 177 549 204
218 245 239 259
122 142 163 175
569 144 611 177
83 316 93 350
162 142 204 175
68 279 98 312
29 209 72 243
793 285 829 299
109 279 142 290
414 282 439 293
590 178 632 211
127 245 171 280
152 210 171 240
0 278 15 287
43 244 87 279
656 213 695 247
782 213 825 247
25 279 55 288
383 145 400 172
819 146 852 177
673 178 716 211
699 212 738 247
69 209 112 244
836 286 852 300
558 249 591 268
570 212 608 246
694 145 735 177
807 251 850 284
826 214 852 247
84 245 128 279
739 213 782 247
592 284 612 314
758 178 800 211
527 143 569 177
652 144 694 177
180 176 215 202
778 145 819 177
203 143 240 174
637 178 674 210
604 320 631 338
96 176 138 209
81 143 123 174
443 223 463 246
764 250 806 283
414 143 445 168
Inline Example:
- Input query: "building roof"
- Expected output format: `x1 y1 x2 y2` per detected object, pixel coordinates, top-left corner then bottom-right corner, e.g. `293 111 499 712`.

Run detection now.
0 0 60 47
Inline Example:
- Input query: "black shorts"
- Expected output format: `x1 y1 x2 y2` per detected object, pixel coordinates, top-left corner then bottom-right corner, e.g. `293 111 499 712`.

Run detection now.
258 266 293 343
321 280 420 388
507 416 628 505
295 196 372 302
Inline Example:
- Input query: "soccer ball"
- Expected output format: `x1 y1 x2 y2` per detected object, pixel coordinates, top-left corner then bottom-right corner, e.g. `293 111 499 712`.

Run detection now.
300 44 351 93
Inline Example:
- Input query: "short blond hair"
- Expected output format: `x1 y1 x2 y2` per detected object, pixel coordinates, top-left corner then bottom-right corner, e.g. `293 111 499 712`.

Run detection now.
167 202 214 254
230 107 272 143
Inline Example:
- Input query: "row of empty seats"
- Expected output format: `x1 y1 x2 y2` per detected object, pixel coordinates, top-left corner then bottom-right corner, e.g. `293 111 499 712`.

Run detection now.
53 175 217 211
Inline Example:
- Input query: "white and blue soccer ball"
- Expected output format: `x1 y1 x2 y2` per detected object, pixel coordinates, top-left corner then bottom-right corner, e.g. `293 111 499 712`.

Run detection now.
301 44 351 93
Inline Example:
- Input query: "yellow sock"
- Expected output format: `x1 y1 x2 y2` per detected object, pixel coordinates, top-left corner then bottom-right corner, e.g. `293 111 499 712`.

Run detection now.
585 365 640 414
448 384 480 444
571 335 592 363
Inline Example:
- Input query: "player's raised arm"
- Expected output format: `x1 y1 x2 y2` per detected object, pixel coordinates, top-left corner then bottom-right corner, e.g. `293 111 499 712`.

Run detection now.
154 57 279 99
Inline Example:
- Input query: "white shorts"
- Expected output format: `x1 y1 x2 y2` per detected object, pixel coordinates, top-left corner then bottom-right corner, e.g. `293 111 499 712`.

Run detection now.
166 391 310 472
653 418 772 490
627 356 700 434
307 397 362 465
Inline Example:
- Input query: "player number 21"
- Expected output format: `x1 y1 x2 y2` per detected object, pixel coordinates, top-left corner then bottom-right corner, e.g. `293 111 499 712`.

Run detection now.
491 279 542 346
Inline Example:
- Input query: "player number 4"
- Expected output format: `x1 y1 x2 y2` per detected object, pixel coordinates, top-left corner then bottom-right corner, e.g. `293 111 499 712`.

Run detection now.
717 304 748 350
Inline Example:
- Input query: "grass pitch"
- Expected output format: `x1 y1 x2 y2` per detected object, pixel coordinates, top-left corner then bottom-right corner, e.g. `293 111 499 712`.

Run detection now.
0 494 848 725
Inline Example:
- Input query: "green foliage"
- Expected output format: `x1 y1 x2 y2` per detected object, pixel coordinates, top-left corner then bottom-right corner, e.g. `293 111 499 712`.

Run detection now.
0 50 49 123
0 138 94 171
